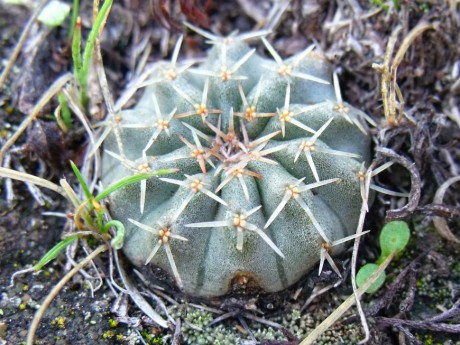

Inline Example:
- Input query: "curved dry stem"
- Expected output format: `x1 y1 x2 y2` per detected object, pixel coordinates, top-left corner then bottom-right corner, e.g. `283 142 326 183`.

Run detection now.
375 23 436 126
378 148 421 220
26 244 107 345
433 176 460 244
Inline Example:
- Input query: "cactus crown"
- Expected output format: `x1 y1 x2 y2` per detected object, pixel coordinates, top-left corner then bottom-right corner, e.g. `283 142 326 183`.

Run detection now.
101 25 372 297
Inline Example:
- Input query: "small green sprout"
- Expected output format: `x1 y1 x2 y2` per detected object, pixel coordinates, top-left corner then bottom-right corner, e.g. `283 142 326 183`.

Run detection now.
32 161 177 270
357 220 411 293
69 0 80 39
40 0 108 133
377 220 410 264
56 92 72 132
370 0 400 11
34 235 79 271
72 0 113 107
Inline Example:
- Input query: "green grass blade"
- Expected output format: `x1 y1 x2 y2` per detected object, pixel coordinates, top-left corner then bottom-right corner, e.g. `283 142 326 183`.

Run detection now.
70 161 92 200
78 0 113 96
69 0 80 39
57 92 72 131
71 16 82 73
34 235 79 270
95 168 179 201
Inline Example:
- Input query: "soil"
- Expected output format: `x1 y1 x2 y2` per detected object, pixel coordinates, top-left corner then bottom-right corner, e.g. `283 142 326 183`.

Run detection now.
1 1 460 344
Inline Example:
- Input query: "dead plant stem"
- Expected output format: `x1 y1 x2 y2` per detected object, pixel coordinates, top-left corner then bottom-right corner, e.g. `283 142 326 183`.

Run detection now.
300 251 396 345
0 167 65 197
351 164 373 343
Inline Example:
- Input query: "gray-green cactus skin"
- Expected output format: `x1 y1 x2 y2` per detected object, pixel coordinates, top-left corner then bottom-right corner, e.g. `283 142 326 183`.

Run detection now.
102 29 372 298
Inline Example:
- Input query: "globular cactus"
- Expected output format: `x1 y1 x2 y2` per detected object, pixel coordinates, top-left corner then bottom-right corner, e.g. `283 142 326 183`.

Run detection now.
101 27 373 298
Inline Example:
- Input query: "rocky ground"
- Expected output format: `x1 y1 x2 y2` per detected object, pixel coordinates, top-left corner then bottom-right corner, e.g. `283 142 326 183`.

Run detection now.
0 0 459 344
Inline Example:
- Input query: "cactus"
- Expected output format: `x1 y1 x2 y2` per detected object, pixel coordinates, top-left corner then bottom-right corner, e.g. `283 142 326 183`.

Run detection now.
101 26 373 298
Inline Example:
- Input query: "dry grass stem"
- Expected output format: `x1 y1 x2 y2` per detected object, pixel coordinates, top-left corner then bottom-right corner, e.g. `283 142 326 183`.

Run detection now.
300 163 375 344
0 167 64 197
300 251 396 345
374 23 436 126
351 163 374 343
116 254 169 328
26 245 107 345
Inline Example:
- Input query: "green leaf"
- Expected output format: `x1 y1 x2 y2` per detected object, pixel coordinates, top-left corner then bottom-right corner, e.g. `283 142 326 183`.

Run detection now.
95 169 179 201
71 16 82 74
57 92 72 131
34 235 79 270
70 161 92 200
69 0 80 39
378 220 410 263
78 0 113 106
37 1 71 27
356 263 386 294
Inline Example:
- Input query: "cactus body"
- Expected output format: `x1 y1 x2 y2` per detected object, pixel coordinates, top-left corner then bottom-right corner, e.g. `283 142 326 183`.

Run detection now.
102 30 372 297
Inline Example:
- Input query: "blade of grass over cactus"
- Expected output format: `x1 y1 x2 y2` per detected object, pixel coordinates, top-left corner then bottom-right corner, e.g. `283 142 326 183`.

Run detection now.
96 170 178 201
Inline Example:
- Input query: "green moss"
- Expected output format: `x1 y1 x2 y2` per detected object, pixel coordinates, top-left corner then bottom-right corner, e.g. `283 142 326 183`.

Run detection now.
108 318 119 328
51 317 66 329
102 330 115 339
140 330 164 344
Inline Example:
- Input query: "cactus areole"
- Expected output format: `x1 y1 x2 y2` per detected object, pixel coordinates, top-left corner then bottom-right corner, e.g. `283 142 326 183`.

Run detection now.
102 28 372 298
